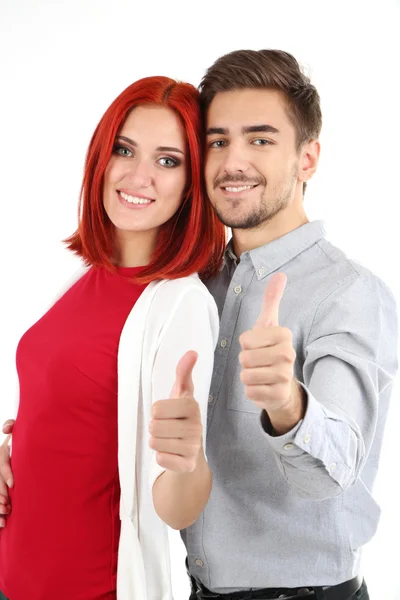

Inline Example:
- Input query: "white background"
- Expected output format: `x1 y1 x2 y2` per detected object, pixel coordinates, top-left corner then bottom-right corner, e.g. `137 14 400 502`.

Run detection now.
0 0 399 598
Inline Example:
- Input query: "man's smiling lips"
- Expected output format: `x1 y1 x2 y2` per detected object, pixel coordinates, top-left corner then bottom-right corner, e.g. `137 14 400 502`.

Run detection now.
220 183 259 196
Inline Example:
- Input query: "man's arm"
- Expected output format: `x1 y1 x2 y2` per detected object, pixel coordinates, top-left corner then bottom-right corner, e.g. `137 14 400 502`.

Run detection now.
240 273 398 500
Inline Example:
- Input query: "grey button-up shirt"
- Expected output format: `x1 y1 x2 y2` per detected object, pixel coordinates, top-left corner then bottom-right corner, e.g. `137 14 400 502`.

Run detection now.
182 220 398 591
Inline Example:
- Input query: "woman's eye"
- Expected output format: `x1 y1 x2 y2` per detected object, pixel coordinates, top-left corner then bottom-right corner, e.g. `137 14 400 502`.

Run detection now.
158 157 179 168
114 144 133 157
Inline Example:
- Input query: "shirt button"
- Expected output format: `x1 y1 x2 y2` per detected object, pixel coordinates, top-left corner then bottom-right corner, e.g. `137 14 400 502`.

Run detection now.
233 284 242 294
329 463 337 473
195 558 204 567
208 394 214 403
304 433 311 443
258 267 265 276
284 443 294 450
220 339 228 348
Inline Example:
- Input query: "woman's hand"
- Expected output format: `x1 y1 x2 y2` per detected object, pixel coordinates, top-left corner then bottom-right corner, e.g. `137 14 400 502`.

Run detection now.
0 419 15 527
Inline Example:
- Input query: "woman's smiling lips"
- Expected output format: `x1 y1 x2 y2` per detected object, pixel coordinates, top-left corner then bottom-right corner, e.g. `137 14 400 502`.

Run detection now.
117 189 155 209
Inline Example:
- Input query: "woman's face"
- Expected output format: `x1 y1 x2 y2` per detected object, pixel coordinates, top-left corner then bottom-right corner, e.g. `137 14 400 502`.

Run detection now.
103 105 188 236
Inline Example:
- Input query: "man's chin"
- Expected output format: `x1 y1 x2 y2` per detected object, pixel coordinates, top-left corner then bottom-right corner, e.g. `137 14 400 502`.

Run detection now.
211 196 264 228
216 213 263 230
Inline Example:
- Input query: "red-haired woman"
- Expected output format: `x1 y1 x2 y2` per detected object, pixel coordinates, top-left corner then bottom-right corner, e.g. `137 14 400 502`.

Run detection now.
0 76 226 600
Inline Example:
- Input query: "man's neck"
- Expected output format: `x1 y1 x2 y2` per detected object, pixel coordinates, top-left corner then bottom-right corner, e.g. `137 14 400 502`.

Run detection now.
232 210 309 258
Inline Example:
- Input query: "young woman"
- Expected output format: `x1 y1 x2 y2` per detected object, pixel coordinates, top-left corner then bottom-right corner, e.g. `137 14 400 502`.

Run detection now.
0 76 226 600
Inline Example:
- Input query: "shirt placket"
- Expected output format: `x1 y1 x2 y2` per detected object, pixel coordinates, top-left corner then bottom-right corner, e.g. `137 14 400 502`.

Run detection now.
187 257 255 586
207 255 255 428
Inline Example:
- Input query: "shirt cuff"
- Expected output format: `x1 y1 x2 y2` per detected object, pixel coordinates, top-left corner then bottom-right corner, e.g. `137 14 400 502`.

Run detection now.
261 383 351 486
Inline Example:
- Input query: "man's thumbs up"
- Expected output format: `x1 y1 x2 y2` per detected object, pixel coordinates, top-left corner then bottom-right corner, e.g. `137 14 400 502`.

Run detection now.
238 272 305 433
150 351 203 473
255 272 287 328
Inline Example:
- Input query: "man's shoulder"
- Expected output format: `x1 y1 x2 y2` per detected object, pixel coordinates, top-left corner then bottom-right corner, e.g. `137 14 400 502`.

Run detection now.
303 239 396 314
314 238 390 288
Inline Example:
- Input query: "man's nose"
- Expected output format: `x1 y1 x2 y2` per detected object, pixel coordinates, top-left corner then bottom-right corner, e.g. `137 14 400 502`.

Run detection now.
221 143 250 175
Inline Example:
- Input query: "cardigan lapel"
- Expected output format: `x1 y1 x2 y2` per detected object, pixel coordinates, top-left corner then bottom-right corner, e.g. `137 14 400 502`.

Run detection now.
116 279 168 599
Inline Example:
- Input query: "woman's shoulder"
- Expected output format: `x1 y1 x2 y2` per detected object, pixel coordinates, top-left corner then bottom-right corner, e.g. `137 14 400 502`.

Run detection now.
152 274 215 305
147 275 219 342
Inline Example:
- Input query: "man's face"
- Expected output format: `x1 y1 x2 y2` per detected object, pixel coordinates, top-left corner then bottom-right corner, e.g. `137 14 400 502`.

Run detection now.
204 88 302 230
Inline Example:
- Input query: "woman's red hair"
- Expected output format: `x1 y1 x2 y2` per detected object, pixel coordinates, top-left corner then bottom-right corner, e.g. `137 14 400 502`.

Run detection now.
65 76 226 283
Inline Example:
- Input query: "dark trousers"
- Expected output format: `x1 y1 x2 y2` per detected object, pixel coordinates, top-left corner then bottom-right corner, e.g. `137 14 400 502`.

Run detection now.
0 582 369 600
189 579 369 600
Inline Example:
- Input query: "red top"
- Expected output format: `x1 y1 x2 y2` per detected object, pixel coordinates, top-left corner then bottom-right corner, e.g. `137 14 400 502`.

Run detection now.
0 266 147 600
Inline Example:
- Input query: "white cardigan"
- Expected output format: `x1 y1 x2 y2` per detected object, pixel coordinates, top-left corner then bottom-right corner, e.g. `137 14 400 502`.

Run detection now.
52 268 219 600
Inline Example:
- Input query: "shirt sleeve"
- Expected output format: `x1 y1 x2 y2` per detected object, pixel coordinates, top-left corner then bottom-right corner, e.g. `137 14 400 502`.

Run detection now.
149 285 219 486
262 273 398 499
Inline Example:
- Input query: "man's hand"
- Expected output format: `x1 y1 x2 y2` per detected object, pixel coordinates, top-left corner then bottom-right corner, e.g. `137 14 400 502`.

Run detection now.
0 419 15 527
149 351 203 473
239 273 305 434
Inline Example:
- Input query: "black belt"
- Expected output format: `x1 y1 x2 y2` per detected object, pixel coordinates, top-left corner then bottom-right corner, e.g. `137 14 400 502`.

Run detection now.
189 573 363 600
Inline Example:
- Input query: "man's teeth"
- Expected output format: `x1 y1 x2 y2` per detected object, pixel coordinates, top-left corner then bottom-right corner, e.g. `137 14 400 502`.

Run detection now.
120 191 152 204
224 185 255 192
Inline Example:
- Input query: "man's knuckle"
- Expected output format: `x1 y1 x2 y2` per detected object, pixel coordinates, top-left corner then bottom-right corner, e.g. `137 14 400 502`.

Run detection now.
281 327 292 341
240 369 248 384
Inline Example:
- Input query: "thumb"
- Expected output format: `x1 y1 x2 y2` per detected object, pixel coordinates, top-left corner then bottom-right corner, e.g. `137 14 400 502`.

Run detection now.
2 420 15 435
0 435 13 488
169 350 198 398
255 272 287 328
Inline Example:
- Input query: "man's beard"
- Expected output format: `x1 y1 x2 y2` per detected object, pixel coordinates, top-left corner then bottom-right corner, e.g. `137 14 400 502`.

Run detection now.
211 165 298 230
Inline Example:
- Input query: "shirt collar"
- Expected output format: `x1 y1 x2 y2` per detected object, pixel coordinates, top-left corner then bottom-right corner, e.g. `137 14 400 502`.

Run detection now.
223 220 326 280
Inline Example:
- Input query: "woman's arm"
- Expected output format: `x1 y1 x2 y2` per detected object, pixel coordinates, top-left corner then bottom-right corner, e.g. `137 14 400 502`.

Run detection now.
150 286 218 530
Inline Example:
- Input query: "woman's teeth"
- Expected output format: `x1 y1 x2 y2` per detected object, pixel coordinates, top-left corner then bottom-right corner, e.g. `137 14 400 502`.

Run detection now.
119 191 152 204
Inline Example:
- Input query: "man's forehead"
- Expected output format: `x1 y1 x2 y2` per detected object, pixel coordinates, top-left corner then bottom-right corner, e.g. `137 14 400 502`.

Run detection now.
206 88 290 130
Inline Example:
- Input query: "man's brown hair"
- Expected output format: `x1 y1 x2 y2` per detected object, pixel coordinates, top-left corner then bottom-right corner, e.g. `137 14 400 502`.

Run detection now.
199 49 322 149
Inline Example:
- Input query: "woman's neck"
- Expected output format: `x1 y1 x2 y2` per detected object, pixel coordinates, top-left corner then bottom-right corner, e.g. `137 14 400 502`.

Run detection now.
113 228 158 267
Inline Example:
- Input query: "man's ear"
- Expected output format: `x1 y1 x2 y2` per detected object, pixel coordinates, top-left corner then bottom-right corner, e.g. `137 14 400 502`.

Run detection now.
298 139 320 184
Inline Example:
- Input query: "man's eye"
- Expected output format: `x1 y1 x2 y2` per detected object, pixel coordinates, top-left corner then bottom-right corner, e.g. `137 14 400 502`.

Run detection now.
158 157 179 168
252 139 272 146
114 144 133 157
209 140 227 148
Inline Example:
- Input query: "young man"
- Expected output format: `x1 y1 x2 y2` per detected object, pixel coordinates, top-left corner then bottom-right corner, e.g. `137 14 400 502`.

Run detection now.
182 50 397 599
0 50 397 600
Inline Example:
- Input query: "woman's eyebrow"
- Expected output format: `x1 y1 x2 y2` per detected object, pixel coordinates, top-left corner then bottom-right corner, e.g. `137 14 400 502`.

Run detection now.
117 135 184 155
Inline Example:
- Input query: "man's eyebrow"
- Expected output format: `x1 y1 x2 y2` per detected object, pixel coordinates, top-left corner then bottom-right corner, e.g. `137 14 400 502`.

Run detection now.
242 124 280 135
205 125 280 136
116 135 184 155
206 127 228 136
